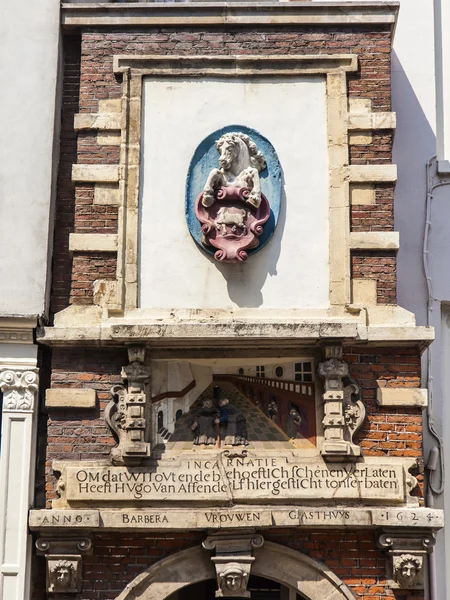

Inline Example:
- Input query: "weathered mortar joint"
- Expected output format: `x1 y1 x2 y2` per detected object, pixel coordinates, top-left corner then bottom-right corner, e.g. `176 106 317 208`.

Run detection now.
203 532 264 598
36 537 92 594
318 345 365 460
105 346 151 465
378 528 436 589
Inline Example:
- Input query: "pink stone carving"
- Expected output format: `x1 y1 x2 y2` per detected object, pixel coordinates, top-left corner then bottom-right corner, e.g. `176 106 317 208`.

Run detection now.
195 186 270 263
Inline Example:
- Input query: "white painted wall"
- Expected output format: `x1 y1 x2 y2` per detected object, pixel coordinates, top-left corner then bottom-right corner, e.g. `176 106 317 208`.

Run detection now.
139 76 329 310
0 0 60 316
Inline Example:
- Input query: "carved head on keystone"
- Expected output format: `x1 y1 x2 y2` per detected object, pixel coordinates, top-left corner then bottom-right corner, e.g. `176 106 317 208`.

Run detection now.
218 563 249 597
50 560 75 590
394 554 422 588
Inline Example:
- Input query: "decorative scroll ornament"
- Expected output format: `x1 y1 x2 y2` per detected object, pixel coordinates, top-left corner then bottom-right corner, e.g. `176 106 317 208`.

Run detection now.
187 126 282 263
378 529 435 589
318 346 365 459
203 533 264 598
105 346 151 465
0 368 38 411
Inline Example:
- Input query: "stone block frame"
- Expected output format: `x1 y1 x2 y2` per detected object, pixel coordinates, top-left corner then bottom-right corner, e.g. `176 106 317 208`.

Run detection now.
105 54 359 313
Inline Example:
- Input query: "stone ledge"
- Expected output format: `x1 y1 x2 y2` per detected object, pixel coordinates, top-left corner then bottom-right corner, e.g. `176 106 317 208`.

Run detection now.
62 2 399 28
376 387 428 408
113 53 358 76
69 233 118 253
349 231 400 251
46 388 97 409
74 113 123 131
348 112 396 130
347 164 397 183
72 164 119 183
29 507 443 532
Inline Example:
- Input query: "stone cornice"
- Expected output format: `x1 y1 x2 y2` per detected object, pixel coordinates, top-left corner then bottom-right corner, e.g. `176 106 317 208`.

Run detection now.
0 316 37 345
36 319 433 351
61 1 399 29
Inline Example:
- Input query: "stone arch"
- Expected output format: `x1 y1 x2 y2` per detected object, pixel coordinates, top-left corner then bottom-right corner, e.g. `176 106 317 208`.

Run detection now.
115 540 356 600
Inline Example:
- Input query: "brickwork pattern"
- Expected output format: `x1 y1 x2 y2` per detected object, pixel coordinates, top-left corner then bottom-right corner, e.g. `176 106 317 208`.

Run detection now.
351 185 394 233
52 26 397 313
31 530 423 600
352 252 397 304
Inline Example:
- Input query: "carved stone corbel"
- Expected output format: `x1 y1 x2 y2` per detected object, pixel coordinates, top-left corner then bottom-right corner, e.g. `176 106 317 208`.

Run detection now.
318 345 365 459
36 537 92 594
378 529 435 589
105 346 151 465
203 533 264 597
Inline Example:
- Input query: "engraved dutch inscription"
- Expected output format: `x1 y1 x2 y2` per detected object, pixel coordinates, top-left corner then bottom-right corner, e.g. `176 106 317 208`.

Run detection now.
60 454 412 504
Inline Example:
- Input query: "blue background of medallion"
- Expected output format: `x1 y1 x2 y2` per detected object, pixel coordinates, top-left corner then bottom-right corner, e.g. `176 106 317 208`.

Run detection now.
186 125 282 256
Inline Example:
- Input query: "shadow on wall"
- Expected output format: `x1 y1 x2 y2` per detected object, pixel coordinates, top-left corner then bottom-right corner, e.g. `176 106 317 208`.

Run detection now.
392 50 436 323
208 170 286 308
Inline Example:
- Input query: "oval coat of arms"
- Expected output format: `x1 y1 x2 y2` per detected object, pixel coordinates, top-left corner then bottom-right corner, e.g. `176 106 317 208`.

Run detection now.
186 125 282 263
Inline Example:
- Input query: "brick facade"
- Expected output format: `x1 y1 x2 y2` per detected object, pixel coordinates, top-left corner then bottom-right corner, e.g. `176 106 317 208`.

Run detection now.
35 13 431 600
51 25 397 313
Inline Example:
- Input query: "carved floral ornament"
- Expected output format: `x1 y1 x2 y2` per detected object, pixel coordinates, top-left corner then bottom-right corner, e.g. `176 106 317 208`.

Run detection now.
105 346 151 465
318 347 366 459
186 126 282 263
0 368 38 411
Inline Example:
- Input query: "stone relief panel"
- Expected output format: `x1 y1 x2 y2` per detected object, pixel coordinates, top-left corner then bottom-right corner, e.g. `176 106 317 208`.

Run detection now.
187 126 281 263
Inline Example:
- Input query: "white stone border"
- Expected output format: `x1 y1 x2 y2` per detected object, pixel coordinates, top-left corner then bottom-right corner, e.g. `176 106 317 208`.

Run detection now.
110 53 358 311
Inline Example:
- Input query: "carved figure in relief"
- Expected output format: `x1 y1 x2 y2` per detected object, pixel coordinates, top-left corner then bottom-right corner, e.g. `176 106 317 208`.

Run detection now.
49 560 75 592
215 207 248 236
217 563 249 597
192 399 219 445
195 131 270 263
393 554 422 588
286 407 303 439
216 398 249 446
202 133 266 209
267 398 279 423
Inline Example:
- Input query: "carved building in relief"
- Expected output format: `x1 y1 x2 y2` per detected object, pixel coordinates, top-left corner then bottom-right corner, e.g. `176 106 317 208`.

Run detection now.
5 2 443 600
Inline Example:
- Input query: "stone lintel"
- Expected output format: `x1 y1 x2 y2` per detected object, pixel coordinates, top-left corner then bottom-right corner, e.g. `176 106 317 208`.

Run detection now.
29 507 444 532
349 231 400 251
376 387 428 408
69 233 118 253
62 2 399 29
113 53 358 76
46 388 97 409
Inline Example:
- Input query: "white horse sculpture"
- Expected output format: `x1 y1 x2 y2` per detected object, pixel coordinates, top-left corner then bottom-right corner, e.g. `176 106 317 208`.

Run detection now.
202 132 266 209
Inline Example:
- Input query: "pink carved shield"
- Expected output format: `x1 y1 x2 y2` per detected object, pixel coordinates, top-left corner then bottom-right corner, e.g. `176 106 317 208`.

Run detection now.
195 186 270 263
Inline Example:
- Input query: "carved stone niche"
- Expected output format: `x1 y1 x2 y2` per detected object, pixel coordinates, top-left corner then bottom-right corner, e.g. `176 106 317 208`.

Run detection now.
203 532 264 598
105 346 151 465
36 537 92 594
378 529 436 589
318 345 365 460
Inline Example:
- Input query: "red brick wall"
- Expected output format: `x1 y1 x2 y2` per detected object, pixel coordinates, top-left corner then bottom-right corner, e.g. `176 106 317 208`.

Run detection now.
31 530 423 600
352 252 397 304
51 25 397 314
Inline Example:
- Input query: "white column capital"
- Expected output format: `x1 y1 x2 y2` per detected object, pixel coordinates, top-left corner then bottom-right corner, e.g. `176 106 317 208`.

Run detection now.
0 367 39 412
